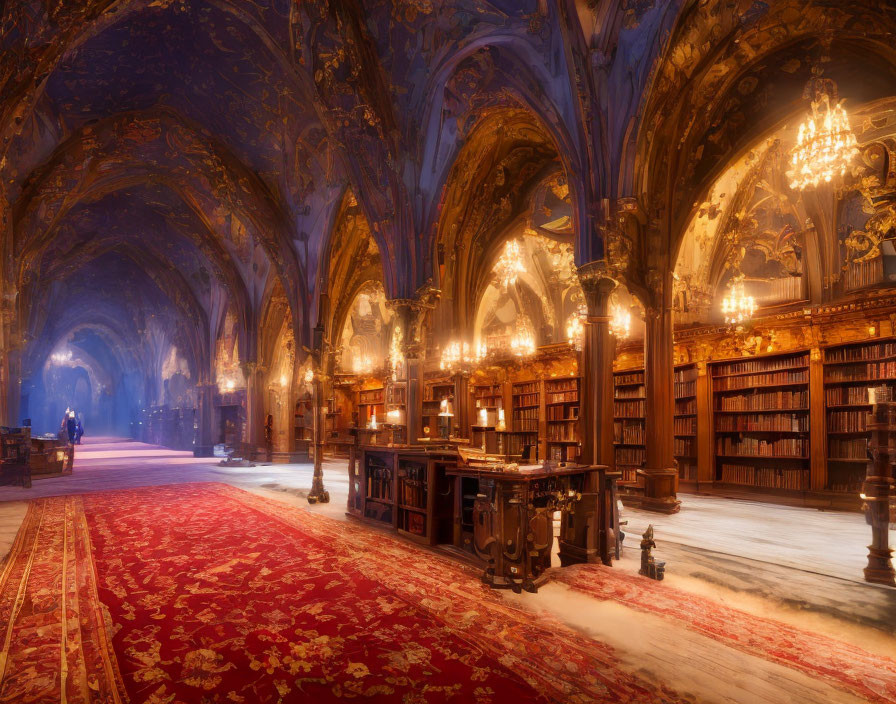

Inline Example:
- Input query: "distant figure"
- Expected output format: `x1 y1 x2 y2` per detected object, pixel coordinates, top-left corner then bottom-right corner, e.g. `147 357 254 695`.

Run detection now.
264 414 274 462
75 415 84 445
66 411 77 445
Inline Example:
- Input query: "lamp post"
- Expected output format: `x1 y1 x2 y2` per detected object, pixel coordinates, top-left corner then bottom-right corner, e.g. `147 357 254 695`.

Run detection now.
307 324 330 504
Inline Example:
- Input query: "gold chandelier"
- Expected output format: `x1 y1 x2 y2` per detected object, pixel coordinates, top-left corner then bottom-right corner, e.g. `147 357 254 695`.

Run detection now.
566 309 585 351
787 88 859 191
721 278 756 327
439 340 484 373
495 239 526 288
510 326 536 357
609 305 631 339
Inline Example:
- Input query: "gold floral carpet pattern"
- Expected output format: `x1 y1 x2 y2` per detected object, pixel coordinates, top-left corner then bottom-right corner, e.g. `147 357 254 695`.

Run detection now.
0 483 685 703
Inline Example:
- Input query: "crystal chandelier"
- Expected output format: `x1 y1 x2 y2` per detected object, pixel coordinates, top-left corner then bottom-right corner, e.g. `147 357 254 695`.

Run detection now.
609 305 631 339
566 310 585 351
787 90 859 191
388 326 404 381
721 278 756 326
439 340 483 373
495 239 526 288
510 326 536 357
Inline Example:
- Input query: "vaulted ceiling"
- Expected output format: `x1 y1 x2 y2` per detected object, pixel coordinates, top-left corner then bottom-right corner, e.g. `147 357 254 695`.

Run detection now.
3 0 896 392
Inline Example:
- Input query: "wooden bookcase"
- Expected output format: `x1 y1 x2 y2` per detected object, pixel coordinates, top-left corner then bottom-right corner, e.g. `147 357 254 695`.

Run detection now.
422 380 454 438
711 351 811 492
613 369 645 485
471 382 503 427
823 338 896 493
385 381 407 445
357 387 384 429
544 376 580 462
674 364 698 483
510 380 540 460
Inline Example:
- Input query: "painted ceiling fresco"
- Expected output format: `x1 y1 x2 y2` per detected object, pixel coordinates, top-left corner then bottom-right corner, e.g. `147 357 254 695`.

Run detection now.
3 0 896 418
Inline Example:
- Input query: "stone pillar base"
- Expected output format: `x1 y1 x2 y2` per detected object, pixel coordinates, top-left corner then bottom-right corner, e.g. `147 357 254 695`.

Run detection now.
638 468 681 514
864 547 896 586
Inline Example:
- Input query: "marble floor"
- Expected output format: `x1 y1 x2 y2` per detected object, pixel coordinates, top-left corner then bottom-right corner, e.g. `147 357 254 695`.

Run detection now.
1 437 895 703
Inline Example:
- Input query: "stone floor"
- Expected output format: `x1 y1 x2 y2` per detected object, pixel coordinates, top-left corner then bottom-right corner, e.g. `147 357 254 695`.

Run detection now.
1 436 894 703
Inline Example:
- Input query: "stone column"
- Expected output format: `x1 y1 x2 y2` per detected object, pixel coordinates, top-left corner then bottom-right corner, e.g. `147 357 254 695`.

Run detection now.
642 269 681 513
194 381 217 457
242 361 266 460
387 294 437 445
578 263 616 468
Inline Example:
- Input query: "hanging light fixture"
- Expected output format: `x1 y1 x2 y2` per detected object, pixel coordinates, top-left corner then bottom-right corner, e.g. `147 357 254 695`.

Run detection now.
787 79 859 191
439 340 482 373
566 310 585 351
510 326 536 357
495 239 526 288
721 277 756 327
609 305 632 339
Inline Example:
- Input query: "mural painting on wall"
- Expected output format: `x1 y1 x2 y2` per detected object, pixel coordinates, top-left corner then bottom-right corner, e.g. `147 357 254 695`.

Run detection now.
161 347 194 409
338 282 393 376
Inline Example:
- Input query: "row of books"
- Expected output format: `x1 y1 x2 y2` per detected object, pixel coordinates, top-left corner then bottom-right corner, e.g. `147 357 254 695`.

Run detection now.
828 410 868 433
615 372 644 386
674 417 696 435
828 437 868 460
359 389 384 404
824 361 896 383
547 424 578 441
616 447 646 465
674 381 696 398
715 413 808 433
614 423 644 445
843 257 884 291
716 437 808 457
514 392 539 407
713 355 808 377
547 406 579 421
513 382 539 395
547 379 579 392
674 438 695 457
615 400 645 418
828 467 866 493
825 386 874 406
547 391 579 404
616 386 646 399
678 461 697 481
713 370 808 391
826 341 896 363
674 367 698 383
512 408 538 432
676 399 697 415
719 463 809 490
398 477 427 508
716 390 807 411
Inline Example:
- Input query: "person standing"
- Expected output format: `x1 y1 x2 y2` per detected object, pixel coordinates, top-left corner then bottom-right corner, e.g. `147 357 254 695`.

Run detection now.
66 411 77 445
75 415 84 445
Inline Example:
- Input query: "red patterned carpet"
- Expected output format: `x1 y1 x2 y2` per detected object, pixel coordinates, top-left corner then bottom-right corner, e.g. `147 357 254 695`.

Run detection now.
556 563 896 704
0 483 684 703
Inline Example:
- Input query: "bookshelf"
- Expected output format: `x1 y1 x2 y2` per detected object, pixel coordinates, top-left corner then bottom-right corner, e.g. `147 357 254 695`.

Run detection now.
422 380 454 438
385 382 407 445
711 351 811 492
823 338 896 493
674 364 698 483
396 457 429 539
357 387 384 423
471 383 503 427
510 380 540 461
545 376 580 462
614 369 645 485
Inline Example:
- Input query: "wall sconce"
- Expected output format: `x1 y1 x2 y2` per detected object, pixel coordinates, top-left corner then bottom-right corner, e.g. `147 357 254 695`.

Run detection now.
304 368 314 384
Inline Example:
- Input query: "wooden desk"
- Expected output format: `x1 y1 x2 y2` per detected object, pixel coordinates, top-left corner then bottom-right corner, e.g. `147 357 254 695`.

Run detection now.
447 464 616 592
350 447 620 592
30 436 72 477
